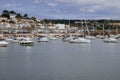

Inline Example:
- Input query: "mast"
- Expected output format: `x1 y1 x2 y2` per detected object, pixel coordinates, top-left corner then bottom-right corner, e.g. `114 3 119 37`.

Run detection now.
102 24 105 37
81 8 90 36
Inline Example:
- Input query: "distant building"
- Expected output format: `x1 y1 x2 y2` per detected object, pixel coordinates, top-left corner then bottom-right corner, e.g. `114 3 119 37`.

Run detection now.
108 22 120 26
0 17 7 21
10 14 16 19
55 24 65 30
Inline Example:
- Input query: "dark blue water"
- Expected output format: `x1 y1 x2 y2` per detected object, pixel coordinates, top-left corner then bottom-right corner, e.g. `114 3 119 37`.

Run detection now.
0 39 120 80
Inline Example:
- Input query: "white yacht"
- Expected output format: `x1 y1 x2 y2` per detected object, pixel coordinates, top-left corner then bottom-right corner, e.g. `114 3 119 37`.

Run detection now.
62 35 74 42
96 35 104 39
20 37 34 46
0 39 8 47
11 38 20 43
5 36 13 42
48 35 57 40
85 35 96 40
103 37 118 43
37 36 49 42
70 37 91 43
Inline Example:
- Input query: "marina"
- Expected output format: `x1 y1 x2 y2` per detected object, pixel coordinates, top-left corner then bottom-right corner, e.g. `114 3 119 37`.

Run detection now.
0 3 120 80
0 39 120 80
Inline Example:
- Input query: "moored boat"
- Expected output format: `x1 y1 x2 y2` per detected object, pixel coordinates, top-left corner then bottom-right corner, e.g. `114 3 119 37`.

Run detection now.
20 37 34 46
70 37 91 43
37 36 49 42
48 35 57 40
85 35 96 40
103 37 118 43
62 35 74 42
0 39 8 47
96 35 104 39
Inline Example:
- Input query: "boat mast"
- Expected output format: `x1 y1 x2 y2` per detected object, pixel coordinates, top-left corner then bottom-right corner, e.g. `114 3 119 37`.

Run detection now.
102 24 105 37
80 8 85 37
81 8 90 36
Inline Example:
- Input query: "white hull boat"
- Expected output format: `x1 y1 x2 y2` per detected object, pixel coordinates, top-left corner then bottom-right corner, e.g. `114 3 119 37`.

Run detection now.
70 37 91 43
20 38 34 46
0 41 8 47
103 37 118 43
48 36 57 40
62 35 74 42
85 35 96 40
37 36 49 42
96 35 104 39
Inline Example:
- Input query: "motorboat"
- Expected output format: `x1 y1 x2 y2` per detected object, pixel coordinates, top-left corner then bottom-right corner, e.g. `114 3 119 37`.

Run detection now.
48 35 57 40
70 37 91 43
62 35 74 42
96 35 104 39
11 38 20 43
103 37 118 43
5 36 13 42
85 35 96 40
20 37 34 46
0 39 8 47
37 36 49 42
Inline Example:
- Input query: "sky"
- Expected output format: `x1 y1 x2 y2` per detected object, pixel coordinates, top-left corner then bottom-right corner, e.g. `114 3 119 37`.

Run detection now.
0 0 120 19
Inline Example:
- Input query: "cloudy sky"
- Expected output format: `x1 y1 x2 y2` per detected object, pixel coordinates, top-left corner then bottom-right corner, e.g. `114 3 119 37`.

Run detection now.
0 0 120 19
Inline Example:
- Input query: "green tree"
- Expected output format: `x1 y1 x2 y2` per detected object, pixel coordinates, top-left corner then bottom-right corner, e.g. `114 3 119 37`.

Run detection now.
16 13 22 18
2 13 10 19
9 10 16 15
2 10 10 19
24 14 29 19
2 10 9 14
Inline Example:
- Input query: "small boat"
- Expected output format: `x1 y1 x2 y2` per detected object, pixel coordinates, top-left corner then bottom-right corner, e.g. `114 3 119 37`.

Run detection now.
96 35 104 39
48 35 57 40
11 38 20 43
103 37 118 43
0 39 8 47
85 35 96 40
5 36 13 42
70 37 91 43
62 35 74 42
20 37 34 46
37 36 49 42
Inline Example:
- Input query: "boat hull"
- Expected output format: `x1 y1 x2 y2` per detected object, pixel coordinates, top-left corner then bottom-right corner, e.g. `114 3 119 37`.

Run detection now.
70 37 91 43
103 38 118 43
20 41 34 46
0 41 8 47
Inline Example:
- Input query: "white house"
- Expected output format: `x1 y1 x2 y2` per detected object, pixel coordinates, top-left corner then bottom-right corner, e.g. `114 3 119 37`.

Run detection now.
0 17 7 21
55 24 65 30
10 14 16 19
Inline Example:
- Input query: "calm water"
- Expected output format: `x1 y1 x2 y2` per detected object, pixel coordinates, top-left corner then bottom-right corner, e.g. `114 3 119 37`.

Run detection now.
0 39 120 80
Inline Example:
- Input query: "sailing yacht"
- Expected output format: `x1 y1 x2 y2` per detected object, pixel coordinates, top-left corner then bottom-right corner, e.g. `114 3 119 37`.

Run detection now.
103 25 118 43
0 39 8 47
0 35 8 47
70 37 91 43
85 35 96 40
103 37 118 43
0 26 9 47
48 35 57 40
37 36 49 42
62 35 74 42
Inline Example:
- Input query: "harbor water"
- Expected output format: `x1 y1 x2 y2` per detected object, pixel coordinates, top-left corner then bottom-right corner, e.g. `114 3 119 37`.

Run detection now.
0 39 120 80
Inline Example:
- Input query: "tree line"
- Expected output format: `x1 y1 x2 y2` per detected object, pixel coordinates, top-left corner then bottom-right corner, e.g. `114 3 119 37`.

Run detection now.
1 10 29 19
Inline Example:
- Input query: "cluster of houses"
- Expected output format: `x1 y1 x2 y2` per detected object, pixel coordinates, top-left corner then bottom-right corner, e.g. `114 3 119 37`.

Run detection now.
0 15 79 37
1 12 120 38
1 13 120 47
